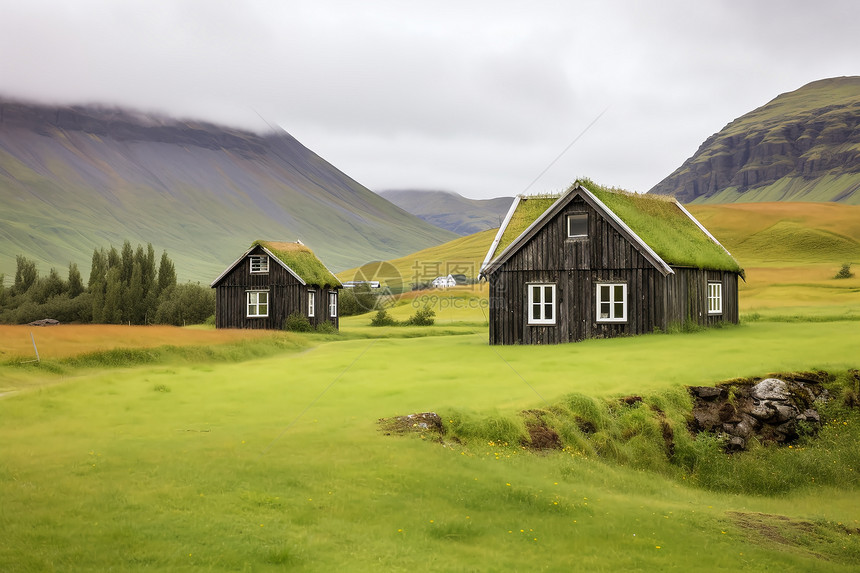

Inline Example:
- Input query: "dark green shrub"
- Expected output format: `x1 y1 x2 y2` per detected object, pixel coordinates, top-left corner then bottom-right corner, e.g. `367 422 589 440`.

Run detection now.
370 309 397 326
316 320 338 334
405 306 435 326
835 263 854 279
284 312 313 332
339 284 377 316
154 282 214 326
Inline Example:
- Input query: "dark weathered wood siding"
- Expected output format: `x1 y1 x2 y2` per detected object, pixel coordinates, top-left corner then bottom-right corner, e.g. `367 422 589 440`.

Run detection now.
488 195 740 345
213 245 339 330
664 268 739 327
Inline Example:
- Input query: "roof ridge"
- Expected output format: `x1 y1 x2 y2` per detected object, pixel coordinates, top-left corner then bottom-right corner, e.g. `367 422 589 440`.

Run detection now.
519 192 562 199
481 180 743 276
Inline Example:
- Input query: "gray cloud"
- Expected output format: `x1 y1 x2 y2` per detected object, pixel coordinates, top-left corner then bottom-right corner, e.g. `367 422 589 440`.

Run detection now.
1 0 858 198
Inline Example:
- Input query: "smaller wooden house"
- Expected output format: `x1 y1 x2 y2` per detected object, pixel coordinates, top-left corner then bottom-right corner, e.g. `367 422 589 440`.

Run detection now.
480 182 744 345
211 240 342 330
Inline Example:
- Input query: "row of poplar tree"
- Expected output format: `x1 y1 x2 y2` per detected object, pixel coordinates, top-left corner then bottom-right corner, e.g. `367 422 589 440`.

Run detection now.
0 241 214 325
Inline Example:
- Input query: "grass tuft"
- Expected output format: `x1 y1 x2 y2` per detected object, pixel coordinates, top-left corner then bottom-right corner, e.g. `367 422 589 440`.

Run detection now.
263 546 302 565
446 410 526 445
426 520 481 542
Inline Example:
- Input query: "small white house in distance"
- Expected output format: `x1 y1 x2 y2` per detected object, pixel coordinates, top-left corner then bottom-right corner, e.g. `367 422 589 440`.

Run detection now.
432 274 456 288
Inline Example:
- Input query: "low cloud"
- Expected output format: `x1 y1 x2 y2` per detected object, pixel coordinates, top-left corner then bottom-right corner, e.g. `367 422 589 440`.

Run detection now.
2 0 857 198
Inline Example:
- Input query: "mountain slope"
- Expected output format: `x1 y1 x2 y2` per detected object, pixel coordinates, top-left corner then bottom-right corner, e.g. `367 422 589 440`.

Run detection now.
379 189 513 235
0 100 456 282
649 77 860 204
687 202 860 265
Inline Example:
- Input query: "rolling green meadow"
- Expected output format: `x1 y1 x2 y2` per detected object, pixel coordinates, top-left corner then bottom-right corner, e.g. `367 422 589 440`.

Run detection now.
2 202 860 571
2 322 859 572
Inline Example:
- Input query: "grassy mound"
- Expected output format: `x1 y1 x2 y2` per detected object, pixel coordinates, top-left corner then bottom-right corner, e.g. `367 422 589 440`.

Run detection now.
417 370 860 496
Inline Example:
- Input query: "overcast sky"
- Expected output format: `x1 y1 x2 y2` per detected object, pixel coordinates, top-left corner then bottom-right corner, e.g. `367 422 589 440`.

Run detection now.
1 0 858 199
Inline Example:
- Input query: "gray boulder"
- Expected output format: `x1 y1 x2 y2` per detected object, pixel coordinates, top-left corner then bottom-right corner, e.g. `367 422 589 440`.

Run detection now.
751 378 789 401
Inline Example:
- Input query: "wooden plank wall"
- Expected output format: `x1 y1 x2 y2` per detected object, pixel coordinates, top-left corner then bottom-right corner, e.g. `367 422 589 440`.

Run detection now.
490 267 668 344
665 268 739 327
307 288 340 329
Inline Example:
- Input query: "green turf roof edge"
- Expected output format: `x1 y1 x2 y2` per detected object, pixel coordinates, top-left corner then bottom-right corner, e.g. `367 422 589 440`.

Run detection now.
255 240 342 287
483 179 742 274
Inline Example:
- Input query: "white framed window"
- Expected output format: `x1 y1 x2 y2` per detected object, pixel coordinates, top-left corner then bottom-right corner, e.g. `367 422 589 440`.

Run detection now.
596 283 627 322
329 291 338 318
247 290 269 317
308 291 315 317
567 213 588 238
707 282 723 315
249 255 269 273
527 283 556 325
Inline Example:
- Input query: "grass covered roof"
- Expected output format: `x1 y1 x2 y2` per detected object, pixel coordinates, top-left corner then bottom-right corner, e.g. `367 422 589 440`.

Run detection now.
488 180 742 273
585 182 742 273
495 196 557 256
254 240 341 286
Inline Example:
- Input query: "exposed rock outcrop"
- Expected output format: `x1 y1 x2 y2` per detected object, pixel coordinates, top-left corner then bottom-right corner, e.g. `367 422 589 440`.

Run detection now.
650 77 860 204
378 412 443 436
689 373 830 451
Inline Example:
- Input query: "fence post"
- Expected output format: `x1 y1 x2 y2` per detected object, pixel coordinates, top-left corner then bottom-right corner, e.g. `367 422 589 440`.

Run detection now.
30 332 40 363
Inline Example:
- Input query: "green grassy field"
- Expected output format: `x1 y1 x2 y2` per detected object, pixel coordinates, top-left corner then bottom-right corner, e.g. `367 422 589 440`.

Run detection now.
1 319 859 571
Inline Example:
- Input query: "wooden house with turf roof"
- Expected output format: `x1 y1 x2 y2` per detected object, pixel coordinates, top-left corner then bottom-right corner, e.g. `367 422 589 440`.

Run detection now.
479 181 743 345
211 240 342 330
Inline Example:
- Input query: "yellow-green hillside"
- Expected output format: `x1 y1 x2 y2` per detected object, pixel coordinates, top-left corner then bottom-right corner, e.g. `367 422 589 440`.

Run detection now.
687 202 860 265
688 202 860 319
337 228 496 290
